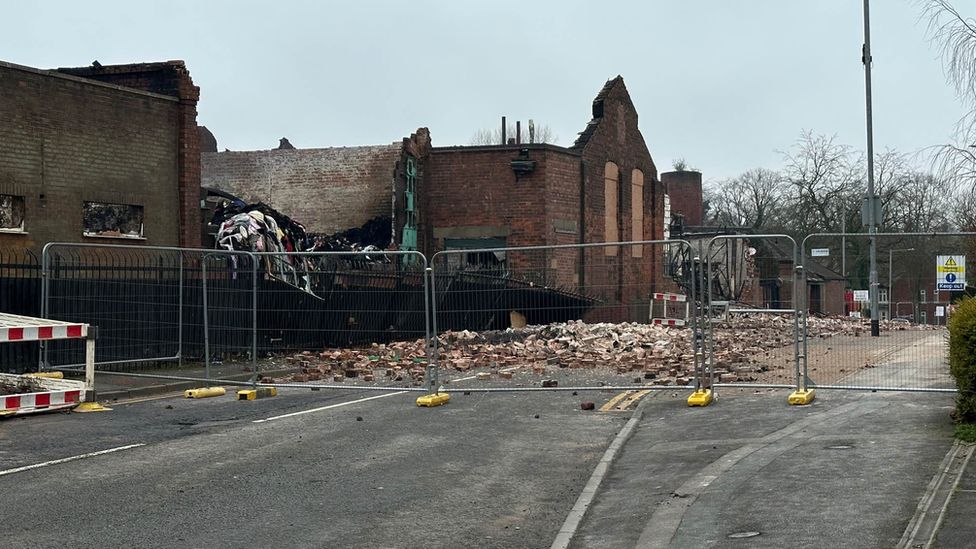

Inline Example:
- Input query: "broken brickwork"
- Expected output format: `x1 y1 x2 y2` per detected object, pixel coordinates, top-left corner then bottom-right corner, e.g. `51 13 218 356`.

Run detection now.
201 128 431 245
424 77 665 323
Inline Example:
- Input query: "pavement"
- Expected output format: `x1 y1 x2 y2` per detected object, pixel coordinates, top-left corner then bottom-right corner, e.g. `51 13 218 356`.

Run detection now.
4 359 976 548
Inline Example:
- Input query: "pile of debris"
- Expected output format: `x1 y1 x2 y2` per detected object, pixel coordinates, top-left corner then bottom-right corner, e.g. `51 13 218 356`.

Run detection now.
265 315 939 386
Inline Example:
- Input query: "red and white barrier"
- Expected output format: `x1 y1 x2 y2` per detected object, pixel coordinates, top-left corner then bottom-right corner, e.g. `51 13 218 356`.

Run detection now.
0 374 87 416
651 318 686 327
0 313 87 343
651 292 687 303
0 313 94 416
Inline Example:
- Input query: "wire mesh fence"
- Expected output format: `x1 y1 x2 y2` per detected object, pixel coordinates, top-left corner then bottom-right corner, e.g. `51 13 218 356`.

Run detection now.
3 232 963 397
798 233 972 392
35 243 433 391
428 240 703 391
0 248 41 373
702 234 801 390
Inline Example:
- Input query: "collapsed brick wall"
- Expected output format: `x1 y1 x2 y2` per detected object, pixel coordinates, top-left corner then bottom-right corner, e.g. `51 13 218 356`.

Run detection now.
202 144 402 236
0 61 183 252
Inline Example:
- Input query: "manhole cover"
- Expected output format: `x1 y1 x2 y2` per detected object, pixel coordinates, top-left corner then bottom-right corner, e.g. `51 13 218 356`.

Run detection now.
728 531 761 539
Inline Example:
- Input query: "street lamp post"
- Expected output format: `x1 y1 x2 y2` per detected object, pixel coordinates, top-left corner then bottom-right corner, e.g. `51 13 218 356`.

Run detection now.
888 247 915 319
863 0 881 337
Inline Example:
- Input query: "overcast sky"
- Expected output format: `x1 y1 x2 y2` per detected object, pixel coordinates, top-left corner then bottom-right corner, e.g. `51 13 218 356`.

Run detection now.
3 0 966 182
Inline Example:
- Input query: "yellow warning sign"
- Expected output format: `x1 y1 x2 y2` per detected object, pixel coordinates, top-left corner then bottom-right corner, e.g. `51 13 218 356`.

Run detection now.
937 256 964 273
937 255 966 290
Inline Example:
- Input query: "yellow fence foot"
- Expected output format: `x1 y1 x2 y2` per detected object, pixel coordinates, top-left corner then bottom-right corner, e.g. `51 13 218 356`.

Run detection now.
237 387 278 400
416 393 450 407
74 401 112 413
687 389 713 407
788 389 816 406
185 387 227 399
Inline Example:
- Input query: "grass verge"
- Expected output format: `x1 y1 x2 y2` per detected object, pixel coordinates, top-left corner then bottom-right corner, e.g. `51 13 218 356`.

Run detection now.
954 423 976 443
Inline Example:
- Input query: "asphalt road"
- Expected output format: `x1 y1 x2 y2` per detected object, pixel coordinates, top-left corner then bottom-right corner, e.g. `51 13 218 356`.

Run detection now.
0 376 642 549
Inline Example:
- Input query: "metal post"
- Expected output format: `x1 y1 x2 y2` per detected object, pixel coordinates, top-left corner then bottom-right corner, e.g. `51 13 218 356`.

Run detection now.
423 263 437 394
251 253 258 388
85 333 96 396
863 0 880 337
39 246 50 371
430 258 441 385
177 252 184 368
202 256 210 380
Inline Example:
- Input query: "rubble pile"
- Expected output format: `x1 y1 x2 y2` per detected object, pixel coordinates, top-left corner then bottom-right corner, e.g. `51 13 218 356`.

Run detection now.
265 315 939 386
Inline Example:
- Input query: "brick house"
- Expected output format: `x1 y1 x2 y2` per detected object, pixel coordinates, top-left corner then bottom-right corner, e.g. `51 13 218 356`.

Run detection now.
423 76 666 321
201 129 431 250
0 60 202 253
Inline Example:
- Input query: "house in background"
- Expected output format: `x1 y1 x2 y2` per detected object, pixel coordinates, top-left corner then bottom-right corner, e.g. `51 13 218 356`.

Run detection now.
0 60 202 253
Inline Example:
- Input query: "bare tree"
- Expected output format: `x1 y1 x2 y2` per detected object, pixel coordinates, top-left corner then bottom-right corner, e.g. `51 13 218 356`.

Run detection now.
470 122 557 145
921 1 976 187
707 168 785 230
780 131 864 235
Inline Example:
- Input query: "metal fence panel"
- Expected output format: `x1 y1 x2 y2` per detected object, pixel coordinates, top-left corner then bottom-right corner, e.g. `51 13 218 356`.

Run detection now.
429 240 702 392
38 243 431 393
703 234 801 391
799 233 971 393
0 248 40 373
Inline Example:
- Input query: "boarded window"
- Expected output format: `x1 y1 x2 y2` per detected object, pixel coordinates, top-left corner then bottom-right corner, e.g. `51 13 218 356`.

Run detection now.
631 169 644 257
0 194 25 232
604 162 619 256
83 202 144 238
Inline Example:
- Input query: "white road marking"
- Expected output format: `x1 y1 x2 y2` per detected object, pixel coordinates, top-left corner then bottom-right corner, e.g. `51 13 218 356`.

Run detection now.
253 391 407 423
0 443 146 478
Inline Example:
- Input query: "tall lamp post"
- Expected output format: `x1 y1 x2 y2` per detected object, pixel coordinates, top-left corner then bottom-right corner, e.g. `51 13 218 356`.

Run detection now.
863 0 882 337
888 247 915 319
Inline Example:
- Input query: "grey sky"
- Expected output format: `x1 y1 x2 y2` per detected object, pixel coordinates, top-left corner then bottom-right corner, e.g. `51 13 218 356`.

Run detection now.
3 1 965 182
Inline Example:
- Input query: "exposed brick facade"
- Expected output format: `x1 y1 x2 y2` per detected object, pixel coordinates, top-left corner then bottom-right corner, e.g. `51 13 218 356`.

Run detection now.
202 129 431 240
661 170 703 227
0 60 196 252
423 77 665 322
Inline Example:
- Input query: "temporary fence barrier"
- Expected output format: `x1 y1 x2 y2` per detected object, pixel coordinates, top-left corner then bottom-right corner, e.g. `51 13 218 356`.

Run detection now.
37 243 433 394
798 232 976 393
428 240 704 394
702 234 802 395
0 248 40 373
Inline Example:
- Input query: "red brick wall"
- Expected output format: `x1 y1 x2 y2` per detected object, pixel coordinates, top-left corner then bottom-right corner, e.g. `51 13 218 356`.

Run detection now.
574 78 663 321
0 61 182 252
424 146 572 249
662 170 703 227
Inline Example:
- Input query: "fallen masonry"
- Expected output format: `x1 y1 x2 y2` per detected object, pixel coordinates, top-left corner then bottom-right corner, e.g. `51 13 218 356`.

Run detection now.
263 315 939 387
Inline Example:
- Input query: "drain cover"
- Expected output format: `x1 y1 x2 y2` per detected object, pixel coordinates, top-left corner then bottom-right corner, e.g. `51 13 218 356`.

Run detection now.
826 445 853 450
728 531 761 539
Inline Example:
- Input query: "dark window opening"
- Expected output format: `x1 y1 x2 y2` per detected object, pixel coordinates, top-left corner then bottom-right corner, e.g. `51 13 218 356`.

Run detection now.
0 194 25 232
83 202 144 238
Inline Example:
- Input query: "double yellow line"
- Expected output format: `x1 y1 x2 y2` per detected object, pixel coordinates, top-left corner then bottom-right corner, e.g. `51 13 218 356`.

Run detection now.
598 389 652 412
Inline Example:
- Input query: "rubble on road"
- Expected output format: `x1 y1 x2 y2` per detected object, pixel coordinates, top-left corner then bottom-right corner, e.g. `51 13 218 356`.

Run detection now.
265 315 939 386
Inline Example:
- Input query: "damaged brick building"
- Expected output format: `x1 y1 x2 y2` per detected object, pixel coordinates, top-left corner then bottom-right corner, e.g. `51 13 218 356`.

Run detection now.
200 129 431 251
424 76 666 321
200 76 668 322
0 59 202 252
